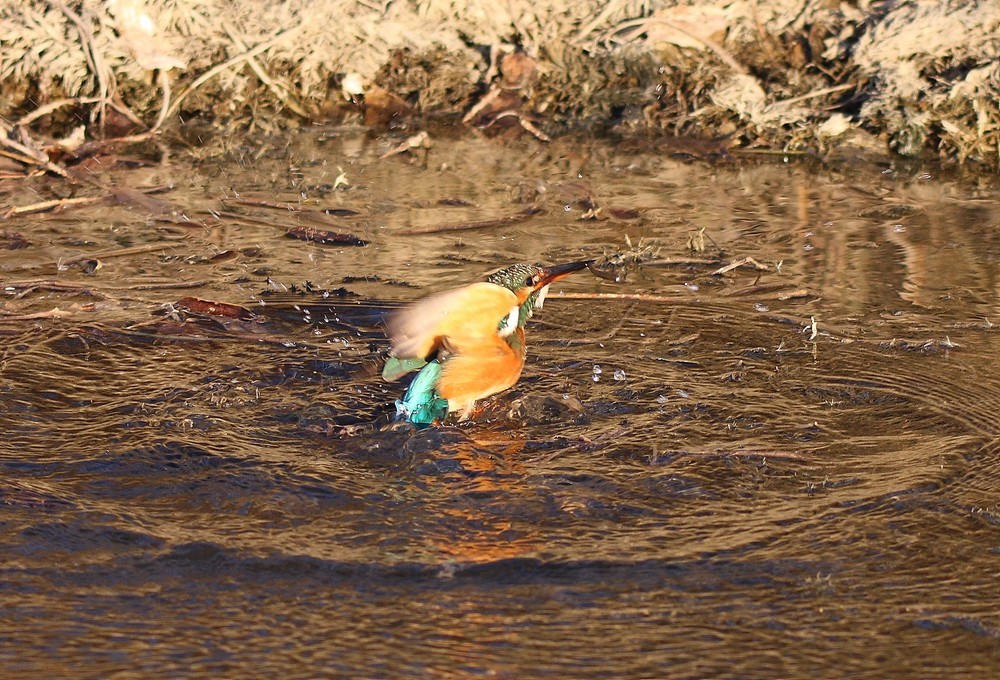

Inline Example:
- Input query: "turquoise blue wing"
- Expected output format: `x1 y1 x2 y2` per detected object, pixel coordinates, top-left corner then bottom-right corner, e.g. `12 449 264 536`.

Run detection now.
382 355 429 381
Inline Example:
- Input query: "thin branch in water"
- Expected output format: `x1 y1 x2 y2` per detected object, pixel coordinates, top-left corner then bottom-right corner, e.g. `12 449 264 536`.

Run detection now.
642 257 724 268
59 242 181 267
558 292 687 303
711 257 769 275
0 305 89 321
3 196 102 218
397 208 543 235
0 128 69 177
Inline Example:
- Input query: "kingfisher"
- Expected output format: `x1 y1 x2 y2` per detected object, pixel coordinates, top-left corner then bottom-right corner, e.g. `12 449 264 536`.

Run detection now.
382 259 593 426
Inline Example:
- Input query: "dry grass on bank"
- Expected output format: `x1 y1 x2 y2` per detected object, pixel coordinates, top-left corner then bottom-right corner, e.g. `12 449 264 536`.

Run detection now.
1 0 999 168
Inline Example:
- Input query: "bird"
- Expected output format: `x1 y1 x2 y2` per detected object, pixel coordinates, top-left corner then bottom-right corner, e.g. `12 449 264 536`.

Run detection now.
382 259 593 426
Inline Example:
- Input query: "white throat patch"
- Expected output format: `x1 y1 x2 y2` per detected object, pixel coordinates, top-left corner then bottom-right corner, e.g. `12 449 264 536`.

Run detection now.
498 305 519 337
534 284 550 310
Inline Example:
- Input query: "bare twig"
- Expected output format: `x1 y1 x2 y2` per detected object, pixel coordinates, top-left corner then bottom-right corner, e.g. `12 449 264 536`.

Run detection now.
0 124 69 178
159 22 306 128
222 21 308 118
16 97 102 126
51 0 114 132
462 86 502 124
605 17 748 75
573 0 628 43
151 68 173 132
778 82 857 107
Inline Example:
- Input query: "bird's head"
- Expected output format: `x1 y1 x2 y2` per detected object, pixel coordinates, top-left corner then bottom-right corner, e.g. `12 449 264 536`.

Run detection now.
486 259 593 328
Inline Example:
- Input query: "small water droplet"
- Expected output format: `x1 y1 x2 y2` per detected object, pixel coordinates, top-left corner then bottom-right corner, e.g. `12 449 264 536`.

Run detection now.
592 365 602 382
685 282 699 292
613 368 626 381
754 302 769 312
656 394 668 404
676 389 690 399
803 243 813 251
564 204 572 212
893 224 906 233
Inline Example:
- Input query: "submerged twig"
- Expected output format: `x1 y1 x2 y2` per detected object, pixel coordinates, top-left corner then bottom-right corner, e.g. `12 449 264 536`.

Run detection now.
397 208 544 235
559 292 687 303
667 447 806 461
711 257 769 275
0 305 91 321
224 198 360 217
0 124 69 178
3 196 103 218
59 242 181 267
3 185 179 219
2 280 104 300
722 282 811 299
286 226 368 246
642 257 724 267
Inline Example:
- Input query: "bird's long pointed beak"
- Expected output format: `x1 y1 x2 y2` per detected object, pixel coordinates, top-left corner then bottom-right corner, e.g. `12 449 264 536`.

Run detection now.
534 259 594 291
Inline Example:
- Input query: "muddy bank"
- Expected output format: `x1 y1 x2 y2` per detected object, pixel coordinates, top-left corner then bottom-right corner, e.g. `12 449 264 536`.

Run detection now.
1 1 999 168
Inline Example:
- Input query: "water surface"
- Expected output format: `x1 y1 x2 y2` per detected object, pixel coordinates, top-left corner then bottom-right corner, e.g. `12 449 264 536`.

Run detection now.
2 129 999 677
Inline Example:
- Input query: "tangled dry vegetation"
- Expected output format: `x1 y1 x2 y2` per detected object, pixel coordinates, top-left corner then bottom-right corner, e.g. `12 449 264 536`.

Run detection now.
1 0 999 168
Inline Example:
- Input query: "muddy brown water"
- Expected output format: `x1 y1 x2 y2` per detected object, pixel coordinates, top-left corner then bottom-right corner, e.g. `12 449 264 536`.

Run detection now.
2 129 999 677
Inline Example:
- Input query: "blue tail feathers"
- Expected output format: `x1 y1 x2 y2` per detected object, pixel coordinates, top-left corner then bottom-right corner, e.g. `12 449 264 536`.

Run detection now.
394 360 449 426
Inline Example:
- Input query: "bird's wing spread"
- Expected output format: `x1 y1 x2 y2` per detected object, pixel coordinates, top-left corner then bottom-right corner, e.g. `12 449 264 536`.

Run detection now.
386 282 517 360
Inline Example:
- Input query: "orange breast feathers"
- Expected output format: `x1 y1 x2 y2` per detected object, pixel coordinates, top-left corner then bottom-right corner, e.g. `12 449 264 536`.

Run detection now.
436 326 526 412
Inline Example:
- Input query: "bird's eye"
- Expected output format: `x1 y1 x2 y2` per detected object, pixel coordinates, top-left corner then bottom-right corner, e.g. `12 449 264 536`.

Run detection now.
525 276 535 287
